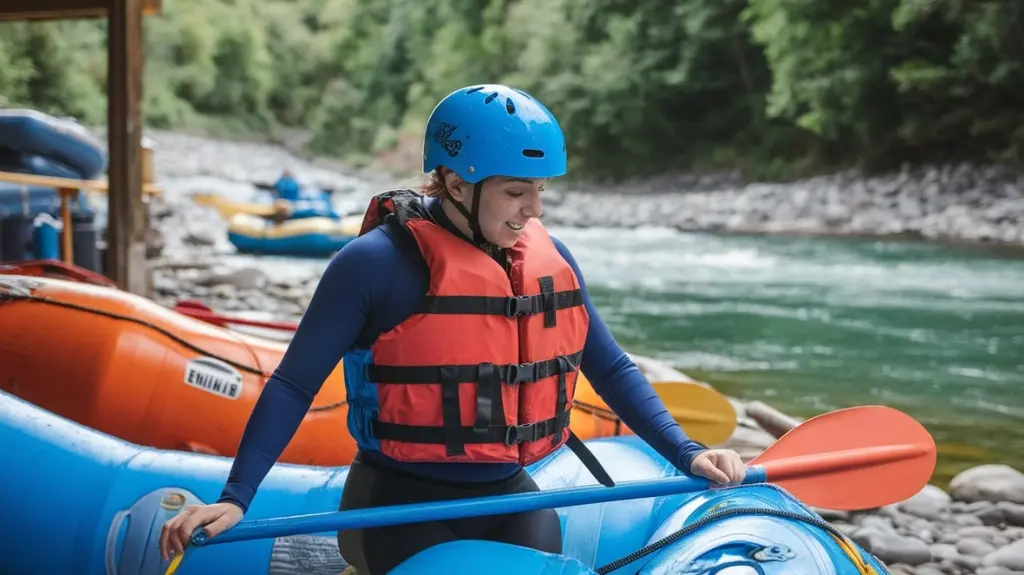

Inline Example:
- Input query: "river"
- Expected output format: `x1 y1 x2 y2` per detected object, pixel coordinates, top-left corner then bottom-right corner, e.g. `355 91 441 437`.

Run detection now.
554 226 1023 486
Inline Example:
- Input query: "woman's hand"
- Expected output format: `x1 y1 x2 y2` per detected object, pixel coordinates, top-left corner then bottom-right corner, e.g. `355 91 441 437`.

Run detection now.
689 449 747 485
159 502 244 561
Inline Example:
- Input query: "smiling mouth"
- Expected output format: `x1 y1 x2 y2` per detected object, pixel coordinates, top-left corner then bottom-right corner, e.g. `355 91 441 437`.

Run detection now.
506 222 525 231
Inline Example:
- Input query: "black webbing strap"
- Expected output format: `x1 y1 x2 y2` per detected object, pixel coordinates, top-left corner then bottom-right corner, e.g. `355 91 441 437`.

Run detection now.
416 289 582 317
372 409 571 446
372 413 617 488
552 355 571 446
475 363 502 432
538 275 557 328
565 432 616 487
440 366 464 456
367 351 583 385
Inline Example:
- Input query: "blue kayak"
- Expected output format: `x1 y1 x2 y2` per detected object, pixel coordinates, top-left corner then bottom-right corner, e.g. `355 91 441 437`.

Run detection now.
0 389 889 574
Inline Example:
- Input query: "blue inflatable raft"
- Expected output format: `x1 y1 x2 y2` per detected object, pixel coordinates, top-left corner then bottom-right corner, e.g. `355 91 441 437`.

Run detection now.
0 109 108 180
226 213 357 258
0 389 889 575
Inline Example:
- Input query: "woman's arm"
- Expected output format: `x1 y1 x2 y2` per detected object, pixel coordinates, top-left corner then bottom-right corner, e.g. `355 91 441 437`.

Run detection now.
552 237 708 472
216 229 396 512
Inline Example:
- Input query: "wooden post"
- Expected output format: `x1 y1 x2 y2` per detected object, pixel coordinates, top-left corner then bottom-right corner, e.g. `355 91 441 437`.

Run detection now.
105 0 149 294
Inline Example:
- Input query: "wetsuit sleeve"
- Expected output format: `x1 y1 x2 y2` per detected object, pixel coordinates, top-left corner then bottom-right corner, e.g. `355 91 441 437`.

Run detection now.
216 232 391 512
552 237 708 473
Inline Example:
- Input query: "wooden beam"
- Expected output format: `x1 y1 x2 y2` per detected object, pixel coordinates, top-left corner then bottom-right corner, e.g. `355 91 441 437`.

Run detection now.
0 0 161 22
105 0 149 295
0 170 162 267
0 171 163 196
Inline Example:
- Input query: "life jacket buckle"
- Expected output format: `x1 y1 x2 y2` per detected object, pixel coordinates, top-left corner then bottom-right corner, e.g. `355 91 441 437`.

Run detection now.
505 362 535 384
503 425 520 446
505 295 534 317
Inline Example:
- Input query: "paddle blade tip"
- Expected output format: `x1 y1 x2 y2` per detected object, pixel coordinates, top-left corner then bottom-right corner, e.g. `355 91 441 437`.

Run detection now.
751 405 937 510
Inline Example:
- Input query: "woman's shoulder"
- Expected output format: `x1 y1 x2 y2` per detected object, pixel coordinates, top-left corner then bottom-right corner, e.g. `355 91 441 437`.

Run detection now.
339 223 418 260
321 224 421 285
547 234 584 280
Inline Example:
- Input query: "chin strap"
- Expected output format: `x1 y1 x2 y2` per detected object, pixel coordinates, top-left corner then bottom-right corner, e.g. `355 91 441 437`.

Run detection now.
445 181 489 245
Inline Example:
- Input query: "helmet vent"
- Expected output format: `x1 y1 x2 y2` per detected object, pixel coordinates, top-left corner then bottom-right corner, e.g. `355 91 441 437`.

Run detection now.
514 89 533 100
484 92 499 104
505 98 516 115
522 149 545 158
466 86 485 94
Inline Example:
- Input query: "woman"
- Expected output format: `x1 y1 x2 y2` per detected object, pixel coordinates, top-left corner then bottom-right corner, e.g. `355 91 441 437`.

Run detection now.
159 84 746 573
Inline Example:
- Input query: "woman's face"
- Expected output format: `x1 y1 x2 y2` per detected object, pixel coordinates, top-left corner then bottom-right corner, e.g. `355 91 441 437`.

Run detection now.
446 174 547 248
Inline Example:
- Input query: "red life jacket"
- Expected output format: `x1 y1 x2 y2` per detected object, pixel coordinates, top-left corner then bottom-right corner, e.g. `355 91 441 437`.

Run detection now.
347 190 613 483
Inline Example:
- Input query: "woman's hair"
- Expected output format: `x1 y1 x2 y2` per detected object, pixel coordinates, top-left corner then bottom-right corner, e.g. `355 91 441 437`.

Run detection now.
420 167 448 198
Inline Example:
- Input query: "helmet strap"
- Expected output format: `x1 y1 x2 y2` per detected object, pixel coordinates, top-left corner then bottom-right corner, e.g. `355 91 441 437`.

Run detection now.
445 181 489 245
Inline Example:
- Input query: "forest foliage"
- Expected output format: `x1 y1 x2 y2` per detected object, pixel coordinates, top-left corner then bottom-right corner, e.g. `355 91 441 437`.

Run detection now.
1 0 1021 180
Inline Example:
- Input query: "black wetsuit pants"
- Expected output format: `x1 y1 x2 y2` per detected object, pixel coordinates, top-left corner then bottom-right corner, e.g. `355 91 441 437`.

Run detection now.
337 452 563 574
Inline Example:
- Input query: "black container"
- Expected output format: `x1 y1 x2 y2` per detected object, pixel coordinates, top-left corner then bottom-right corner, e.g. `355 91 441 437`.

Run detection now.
0 215 33 261
72 212 101 273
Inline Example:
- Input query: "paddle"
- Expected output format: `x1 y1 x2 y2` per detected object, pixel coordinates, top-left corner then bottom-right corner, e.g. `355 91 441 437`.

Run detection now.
650 381 736 446
172 300 301 332
190 192 280 218
187 404 935 547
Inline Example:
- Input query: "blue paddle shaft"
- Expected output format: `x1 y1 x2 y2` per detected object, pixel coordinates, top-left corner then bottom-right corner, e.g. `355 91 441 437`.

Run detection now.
191 466 768 546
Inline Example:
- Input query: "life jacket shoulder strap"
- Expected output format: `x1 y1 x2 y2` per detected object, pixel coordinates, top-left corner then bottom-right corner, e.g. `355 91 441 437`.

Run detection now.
357 188 432 237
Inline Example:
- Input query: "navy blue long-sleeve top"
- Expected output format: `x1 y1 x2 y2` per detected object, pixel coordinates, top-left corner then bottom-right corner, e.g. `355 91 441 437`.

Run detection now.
218 196 707 512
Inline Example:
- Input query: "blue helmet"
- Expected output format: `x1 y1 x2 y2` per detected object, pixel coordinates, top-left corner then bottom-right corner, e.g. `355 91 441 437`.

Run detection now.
423 84 567 184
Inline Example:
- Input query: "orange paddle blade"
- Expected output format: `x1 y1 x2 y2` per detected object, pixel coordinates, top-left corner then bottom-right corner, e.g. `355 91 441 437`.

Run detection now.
751 405 936 510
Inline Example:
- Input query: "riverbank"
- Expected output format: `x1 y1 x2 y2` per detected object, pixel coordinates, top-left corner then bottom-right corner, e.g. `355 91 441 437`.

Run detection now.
544 164 1024 248
139 130 1024 248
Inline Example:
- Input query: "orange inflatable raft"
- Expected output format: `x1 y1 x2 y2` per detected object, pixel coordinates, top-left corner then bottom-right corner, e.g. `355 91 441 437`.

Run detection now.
0 272 628 466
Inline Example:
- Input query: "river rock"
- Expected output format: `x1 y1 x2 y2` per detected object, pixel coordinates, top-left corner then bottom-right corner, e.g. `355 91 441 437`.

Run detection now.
194 267 269 291
1002 502 1024 527
719 424 776 461
950 465 1024 504
743 400 801 438
953 552 983 571
901 485 952 520
977 567 1024 575
930 543 958 562
184 228 219 247
865 533 933 566
983 539 1024 570
959 536 998 556
959 525 1002 544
